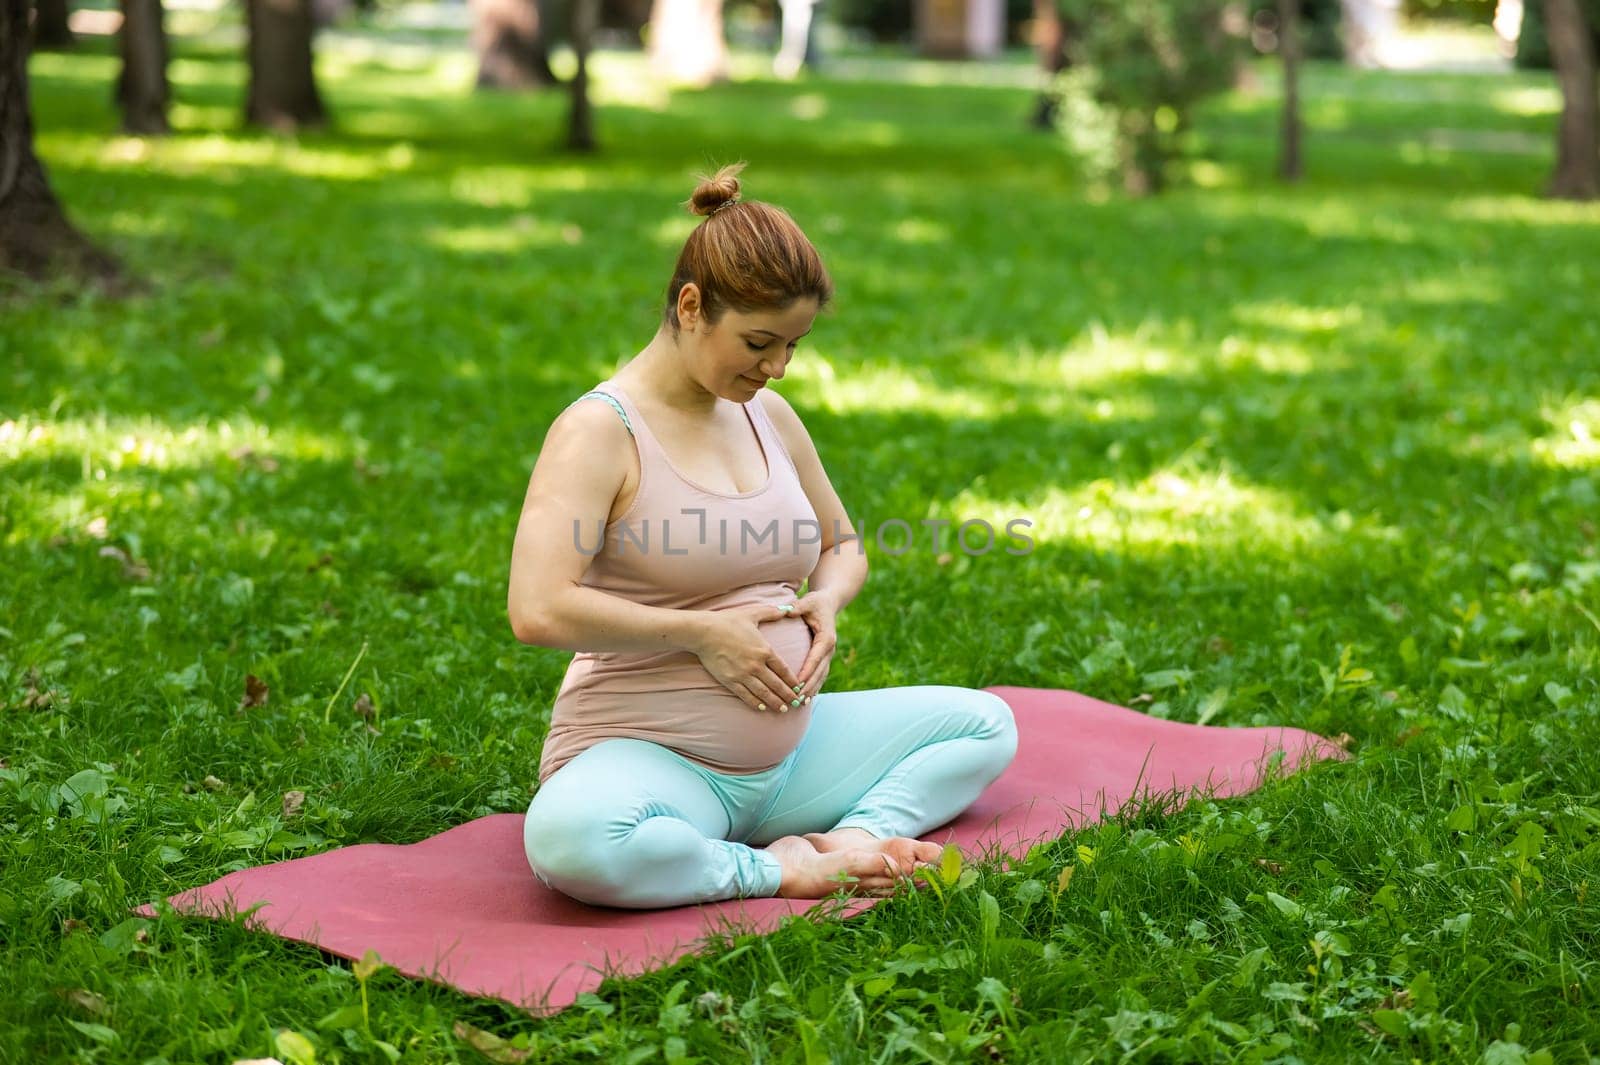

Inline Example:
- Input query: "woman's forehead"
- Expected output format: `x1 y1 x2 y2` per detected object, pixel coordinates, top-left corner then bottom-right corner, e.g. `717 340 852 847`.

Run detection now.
732 299 819 331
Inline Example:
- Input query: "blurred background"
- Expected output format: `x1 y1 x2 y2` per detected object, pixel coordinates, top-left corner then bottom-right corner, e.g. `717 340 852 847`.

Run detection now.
4 0 1598 292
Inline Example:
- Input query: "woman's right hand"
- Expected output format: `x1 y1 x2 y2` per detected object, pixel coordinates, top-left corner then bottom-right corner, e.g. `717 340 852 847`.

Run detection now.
690 604 807 714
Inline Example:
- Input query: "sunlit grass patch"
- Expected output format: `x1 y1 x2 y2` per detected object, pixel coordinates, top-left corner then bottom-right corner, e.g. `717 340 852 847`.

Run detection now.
792 359 1015 418
424 217 585 253
0 413 349 473
1533 398 1600 469
954 468 1345 555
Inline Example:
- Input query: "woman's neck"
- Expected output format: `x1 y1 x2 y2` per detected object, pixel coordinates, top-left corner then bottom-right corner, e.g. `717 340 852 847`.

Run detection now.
620 328 721 417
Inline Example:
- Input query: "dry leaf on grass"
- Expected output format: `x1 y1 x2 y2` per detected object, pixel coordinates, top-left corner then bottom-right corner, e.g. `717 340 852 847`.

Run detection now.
52 987 110 1016
227 446 280 473
21 667 59 710
453 1020 532 1063
1377 988 1414 1010
97 544 151 581
238 674 269 713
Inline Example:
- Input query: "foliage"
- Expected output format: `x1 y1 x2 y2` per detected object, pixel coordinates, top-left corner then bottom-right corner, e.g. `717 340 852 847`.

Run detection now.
1052 0 1246 194
1516 0 1551 68
4 23 1600 1065
1514 0 1600 70
828 0 916 43
1402 0 1495 21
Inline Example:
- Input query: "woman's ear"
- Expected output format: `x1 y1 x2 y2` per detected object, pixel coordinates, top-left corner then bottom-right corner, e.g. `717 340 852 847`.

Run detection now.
677 283 702 332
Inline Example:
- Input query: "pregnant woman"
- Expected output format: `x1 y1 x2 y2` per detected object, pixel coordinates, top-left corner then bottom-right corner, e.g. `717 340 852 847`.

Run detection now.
507 163 1018 909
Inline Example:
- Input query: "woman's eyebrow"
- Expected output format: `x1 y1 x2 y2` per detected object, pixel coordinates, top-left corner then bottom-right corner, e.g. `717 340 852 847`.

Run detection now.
748 328 812 339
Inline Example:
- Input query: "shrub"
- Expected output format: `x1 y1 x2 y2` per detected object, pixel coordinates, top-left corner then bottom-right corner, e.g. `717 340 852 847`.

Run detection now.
1052 0 1246 195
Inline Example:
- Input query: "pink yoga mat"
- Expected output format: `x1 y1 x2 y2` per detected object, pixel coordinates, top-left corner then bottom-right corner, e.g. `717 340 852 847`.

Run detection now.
132 686 1346 1015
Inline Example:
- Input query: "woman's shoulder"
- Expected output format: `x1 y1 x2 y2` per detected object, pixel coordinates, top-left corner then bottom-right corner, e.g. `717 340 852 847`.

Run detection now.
754 387 808 440
540 392 636 474
557 386 634 435
756 388 828 475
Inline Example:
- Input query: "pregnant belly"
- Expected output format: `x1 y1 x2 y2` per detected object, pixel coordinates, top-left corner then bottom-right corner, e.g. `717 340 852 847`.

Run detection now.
547 616 817 775
574 615 812 690
759 615 814 679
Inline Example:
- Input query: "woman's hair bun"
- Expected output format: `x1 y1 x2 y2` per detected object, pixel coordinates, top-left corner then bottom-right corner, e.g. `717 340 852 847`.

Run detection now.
686 161 747 217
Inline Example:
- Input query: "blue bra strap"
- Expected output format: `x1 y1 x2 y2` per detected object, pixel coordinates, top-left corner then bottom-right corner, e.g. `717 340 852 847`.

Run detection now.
573 390 633 436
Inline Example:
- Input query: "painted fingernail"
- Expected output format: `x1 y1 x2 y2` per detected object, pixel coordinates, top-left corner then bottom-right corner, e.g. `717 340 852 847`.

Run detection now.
793 685 803 693
803 695 812 704
757 703 766 712
790 699 800 708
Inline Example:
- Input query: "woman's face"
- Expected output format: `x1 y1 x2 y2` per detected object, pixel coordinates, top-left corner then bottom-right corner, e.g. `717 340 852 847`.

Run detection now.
681 286 819 400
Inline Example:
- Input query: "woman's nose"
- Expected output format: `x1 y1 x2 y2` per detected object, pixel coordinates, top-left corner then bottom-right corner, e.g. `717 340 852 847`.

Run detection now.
761 351 790 379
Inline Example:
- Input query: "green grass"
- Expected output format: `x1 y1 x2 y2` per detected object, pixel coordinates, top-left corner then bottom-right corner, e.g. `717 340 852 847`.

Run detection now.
4 16 1600 1063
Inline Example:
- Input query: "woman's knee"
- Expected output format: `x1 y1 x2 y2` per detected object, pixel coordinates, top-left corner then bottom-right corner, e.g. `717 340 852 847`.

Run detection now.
523 754 646 878
956 688 1018 768
526 793 722 906
523 788 603 889
525 764 719 904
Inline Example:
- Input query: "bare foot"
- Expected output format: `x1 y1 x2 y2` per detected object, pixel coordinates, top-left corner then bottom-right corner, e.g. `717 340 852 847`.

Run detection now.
763 835 909 899
803 828 944 876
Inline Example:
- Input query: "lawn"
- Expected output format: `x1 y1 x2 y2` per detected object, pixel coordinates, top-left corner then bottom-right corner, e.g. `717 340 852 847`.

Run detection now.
3 14 1599 1063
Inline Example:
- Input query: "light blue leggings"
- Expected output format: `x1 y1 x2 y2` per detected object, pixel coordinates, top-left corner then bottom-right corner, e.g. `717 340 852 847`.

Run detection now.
523 685 1018 909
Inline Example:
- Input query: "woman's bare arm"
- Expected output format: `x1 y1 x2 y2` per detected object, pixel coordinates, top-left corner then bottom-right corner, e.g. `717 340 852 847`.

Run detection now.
507 401 709 654
757 389 869 613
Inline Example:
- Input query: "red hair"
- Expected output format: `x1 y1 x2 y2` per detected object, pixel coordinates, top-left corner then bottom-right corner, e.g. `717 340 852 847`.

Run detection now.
663 162 834 333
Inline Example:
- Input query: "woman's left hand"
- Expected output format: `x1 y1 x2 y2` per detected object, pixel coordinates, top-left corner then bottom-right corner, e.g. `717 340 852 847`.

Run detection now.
787 591 839 703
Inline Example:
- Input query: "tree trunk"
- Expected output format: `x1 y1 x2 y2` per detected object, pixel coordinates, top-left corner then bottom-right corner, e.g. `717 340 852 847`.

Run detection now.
1029 0 1066 129
1118 119 1160 196
116 0 169 135
2 0 122 284
245 0 327 131
1545 0 1599 198
470 0 556 89
647 0 726 86
1278 0 1303 180
568 0 597 149
30 0 73 49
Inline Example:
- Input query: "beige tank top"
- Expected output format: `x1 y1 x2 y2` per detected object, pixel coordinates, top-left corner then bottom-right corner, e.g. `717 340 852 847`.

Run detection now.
537 379 824 785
